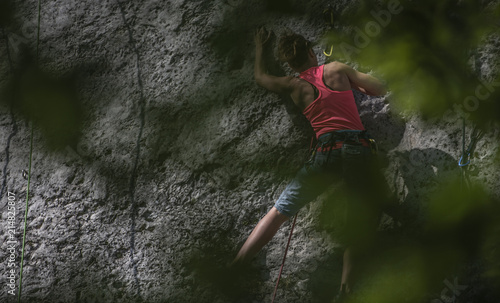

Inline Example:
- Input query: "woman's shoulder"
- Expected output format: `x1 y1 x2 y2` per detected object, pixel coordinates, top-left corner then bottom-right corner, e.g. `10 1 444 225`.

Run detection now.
324 61 349 72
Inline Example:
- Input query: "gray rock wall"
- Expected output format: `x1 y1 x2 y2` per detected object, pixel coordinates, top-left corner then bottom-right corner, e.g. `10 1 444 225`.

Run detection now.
1 0 499 302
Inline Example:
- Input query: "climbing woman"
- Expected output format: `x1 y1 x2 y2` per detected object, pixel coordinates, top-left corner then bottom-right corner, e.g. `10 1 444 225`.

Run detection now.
232 27 387 302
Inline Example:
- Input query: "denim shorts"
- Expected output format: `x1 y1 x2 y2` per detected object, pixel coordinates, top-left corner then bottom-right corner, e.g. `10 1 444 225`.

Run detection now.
274 131 381 245
275 131 380 220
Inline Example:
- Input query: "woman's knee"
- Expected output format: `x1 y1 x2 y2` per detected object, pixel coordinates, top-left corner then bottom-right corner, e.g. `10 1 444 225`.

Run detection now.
271 207 291 224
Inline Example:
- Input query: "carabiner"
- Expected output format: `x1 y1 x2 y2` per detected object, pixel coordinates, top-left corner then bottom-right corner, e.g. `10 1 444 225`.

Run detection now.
323 45 333 57
458 153 470 167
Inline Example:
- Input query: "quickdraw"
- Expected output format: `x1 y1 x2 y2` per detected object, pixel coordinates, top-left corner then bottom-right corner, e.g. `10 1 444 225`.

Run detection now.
458 119 483 167
458 118 484 192
323 5 335 57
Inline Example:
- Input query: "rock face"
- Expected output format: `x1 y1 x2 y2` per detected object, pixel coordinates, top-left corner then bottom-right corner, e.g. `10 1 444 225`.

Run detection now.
0 0 499 302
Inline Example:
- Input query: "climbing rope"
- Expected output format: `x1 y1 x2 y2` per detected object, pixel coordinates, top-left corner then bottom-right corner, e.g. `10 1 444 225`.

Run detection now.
458 120 484 168
18 126 33 303
271 213 298 303
18 0 41 301
271 137 318 302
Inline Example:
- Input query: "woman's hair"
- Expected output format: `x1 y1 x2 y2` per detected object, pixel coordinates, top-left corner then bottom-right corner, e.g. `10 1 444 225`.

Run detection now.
278 32 312 69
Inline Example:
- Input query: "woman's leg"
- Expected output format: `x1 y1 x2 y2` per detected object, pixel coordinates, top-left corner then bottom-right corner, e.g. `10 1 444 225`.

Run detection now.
232 207 289 265
338 146 382 296
340 247 354 293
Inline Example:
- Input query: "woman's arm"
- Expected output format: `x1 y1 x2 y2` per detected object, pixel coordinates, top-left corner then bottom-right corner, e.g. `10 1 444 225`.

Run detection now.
254 27 294 95
340 63 387 96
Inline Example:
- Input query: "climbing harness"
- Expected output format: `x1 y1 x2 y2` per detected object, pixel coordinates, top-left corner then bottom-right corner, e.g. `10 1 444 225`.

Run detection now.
307 131 374 166
323 5 335 58
18 0 40 302
271 213 298 303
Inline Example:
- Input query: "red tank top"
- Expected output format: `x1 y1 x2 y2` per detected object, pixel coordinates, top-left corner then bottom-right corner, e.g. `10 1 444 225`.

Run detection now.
300 65 364 138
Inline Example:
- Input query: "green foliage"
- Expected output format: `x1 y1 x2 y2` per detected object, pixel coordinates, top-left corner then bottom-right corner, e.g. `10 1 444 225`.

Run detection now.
353 176 496 303
325 0 500 121
426 176 489 232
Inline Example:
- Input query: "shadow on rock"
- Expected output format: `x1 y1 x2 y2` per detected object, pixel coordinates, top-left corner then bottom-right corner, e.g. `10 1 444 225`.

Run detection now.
184 253 263 303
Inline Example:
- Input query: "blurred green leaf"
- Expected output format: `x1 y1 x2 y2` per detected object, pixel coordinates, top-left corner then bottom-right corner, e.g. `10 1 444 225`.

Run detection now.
325 0 499 120
426 176 489 231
